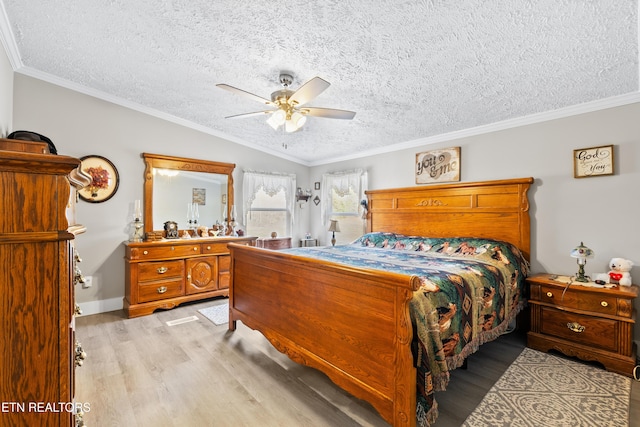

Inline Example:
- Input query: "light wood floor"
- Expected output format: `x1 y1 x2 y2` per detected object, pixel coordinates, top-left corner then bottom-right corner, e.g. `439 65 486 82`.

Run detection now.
75 298 639 426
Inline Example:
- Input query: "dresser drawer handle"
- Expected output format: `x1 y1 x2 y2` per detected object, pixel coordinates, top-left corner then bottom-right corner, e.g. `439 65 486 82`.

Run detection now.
143 250 149 255
600 301 608 307
193 247 198 251
157 267 168 274
157 286 168 294
567 322 585 333
546 291 553 298
206 246 211 250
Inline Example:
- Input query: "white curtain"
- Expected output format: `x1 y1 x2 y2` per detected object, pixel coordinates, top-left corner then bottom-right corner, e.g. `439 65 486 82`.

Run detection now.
242 170 297 227
320 169 368 227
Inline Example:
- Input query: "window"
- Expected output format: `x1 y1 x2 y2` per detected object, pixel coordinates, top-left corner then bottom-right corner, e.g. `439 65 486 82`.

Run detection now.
321 169 368 244
245 187 289 238
242 171 295 238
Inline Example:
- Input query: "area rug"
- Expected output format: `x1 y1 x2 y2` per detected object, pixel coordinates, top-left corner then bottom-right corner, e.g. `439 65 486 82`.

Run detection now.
463 347 631 427
198 303 229 325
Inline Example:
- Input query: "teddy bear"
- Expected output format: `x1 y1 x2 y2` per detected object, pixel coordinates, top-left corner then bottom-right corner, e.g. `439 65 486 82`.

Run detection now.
592 258 633 286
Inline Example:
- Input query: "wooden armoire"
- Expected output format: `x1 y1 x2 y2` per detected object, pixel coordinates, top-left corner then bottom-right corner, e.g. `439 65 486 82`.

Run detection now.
0 141 90 426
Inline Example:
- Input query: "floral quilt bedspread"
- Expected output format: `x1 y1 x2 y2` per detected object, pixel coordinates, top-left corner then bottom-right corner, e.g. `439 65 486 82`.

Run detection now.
283 232 529 427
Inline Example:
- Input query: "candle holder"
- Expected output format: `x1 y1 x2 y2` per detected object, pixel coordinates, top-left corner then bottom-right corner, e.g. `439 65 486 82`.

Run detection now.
130 200 144 242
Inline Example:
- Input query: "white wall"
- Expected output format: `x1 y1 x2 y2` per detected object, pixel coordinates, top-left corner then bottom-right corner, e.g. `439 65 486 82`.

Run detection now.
12 74 310 312
0 40 12 136
309 103 640 343
10 72 640 344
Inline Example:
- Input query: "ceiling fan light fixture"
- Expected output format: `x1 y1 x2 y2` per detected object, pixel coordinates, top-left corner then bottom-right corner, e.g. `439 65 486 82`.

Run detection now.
267 109 287 129
218 73 355 136
266 114 280 130
284 111 307 132
292 111 306 127
285 119 297 133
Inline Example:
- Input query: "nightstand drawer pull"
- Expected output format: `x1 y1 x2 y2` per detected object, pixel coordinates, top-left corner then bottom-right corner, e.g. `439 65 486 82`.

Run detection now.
600 301 608 307
546 291 553 298
567 322 585 333
157 266 168 274
157 286 168 294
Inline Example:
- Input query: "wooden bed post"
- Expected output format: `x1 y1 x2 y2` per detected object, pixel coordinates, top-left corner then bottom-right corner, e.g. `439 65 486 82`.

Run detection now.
393 276 420 427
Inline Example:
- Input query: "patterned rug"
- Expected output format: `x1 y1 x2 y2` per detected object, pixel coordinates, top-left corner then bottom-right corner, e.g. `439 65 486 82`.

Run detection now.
463 347 631 427
198 303 229 325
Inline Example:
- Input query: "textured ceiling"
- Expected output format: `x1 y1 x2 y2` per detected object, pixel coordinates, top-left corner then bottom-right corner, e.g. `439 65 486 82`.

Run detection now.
1 1 638 165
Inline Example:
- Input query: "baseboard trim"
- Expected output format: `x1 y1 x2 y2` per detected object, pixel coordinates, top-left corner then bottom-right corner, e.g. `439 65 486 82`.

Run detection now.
77 297 123 316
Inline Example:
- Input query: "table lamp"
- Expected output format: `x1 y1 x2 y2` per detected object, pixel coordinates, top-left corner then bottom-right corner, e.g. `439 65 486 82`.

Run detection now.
570 242 594 282
328 220 340 247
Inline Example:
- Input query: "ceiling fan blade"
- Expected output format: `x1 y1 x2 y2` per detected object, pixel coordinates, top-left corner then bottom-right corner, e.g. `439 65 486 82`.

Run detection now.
216 84 274 106
288 77 331 106
301 107 356 120
224 110 274 119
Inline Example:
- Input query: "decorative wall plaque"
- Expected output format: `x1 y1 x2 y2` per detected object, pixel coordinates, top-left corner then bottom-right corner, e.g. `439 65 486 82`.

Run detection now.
573 145 614 178
416 147 460 184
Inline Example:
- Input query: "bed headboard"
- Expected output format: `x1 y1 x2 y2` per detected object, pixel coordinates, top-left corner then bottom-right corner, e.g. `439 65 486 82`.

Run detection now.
366 177 534 260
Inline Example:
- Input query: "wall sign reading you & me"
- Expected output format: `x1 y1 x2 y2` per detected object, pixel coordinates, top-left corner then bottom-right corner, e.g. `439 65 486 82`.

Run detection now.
573 145 614 178
416 147 460 184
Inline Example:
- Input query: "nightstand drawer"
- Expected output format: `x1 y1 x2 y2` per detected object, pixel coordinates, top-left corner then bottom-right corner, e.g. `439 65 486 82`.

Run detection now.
540 306 616 351
537 284 618 316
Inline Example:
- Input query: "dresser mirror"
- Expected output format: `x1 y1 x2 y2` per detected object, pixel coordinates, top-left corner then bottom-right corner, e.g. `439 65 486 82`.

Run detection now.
142 153 235 235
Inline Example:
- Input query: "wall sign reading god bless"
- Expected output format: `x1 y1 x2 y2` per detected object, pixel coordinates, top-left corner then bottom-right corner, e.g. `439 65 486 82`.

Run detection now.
573 145 614 178
416 147 460 184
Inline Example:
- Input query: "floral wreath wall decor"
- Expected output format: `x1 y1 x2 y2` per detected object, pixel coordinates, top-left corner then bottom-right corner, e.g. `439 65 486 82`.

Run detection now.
78 155 120 203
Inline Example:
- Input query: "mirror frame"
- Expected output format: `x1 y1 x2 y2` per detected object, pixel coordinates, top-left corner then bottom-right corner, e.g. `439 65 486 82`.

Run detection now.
142 153 235 235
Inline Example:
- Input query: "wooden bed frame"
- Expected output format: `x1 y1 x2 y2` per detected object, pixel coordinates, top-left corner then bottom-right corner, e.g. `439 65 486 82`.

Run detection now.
228 177 534 427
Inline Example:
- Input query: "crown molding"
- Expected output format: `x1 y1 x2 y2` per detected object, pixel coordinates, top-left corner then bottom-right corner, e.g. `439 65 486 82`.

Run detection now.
0 0 22 69
15 66 310 166
308 92 640 167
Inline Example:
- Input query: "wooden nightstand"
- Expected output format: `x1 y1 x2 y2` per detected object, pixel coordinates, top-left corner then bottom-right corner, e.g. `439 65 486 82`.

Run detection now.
300 238 318 247
527 273 638 377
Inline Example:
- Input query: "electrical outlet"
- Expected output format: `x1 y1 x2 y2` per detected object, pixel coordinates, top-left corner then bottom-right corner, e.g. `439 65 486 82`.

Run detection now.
83 276 93 288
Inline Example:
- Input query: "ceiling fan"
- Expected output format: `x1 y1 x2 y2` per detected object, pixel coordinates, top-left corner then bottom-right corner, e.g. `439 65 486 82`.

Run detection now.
216 73 356 133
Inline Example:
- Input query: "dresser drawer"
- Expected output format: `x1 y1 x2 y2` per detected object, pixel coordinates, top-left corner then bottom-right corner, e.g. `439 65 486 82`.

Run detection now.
540 306 617 351
138 278 184 303
536 284 618 316
138 260 184 281
218 255 231 289
201 242 230 255
131 244 201 260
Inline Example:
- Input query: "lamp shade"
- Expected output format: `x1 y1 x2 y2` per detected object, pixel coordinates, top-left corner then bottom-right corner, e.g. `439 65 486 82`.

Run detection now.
328 219 340 232
570 242 594 263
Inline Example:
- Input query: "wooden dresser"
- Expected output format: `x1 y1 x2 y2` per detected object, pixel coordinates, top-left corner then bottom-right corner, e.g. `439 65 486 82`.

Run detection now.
0 147 90 426
124 236 256 317
256 236 292 250
527 273 638 377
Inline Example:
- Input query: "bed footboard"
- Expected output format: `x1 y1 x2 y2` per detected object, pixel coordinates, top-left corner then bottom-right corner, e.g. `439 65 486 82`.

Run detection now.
228 243 420 427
